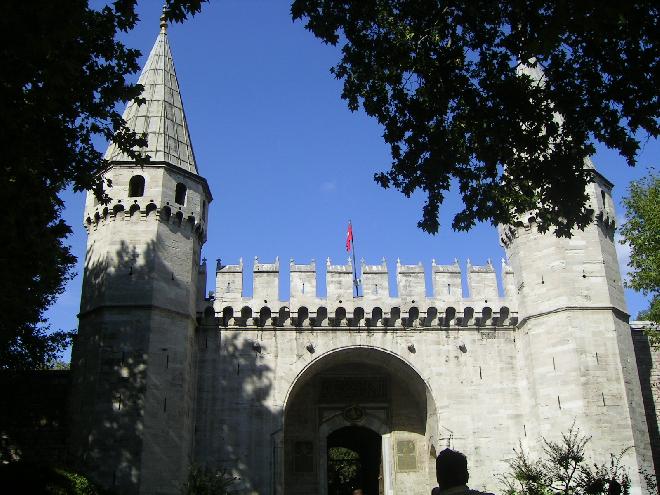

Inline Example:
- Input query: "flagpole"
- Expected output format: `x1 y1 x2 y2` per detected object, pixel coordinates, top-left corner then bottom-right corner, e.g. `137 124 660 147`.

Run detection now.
350 220 359 297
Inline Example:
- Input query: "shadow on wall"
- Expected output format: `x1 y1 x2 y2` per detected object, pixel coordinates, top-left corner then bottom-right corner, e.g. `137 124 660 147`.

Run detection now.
194 322 277 494
70 232 191 494
631 330 660 479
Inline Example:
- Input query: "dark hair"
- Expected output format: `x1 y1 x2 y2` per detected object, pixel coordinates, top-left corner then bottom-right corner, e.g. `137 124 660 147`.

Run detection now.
436 448 469 488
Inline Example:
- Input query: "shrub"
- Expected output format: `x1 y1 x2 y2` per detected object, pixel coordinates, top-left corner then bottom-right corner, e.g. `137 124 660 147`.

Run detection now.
0 462 107 494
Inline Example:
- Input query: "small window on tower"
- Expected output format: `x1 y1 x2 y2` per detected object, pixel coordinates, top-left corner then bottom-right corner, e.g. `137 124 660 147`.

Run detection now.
175 183 187 205
128 175 145 197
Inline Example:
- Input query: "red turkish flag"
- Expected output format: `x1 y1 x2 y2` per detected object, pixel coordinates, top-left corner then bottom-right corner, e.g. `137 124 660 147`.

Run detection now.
346 221 353 252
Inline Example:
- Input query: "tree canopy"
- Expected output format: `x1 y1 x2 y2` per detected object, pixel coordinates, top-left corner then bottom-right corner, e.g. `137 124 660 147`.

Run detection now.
620 173 659 344
291 0 659 236
2 0 658 368
0 0 154 369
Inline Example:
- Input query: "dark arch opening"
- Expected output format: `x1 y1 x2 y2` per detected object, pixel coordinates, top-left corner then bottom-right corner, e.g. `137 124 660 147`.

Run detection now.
407 307 419 326
426 307 438 326
161 206 172 222
353 307 365 326
499 306 510 324
222 307 233 326
278 307 290 326
175 183 187 205
240 306 252 325
145 203 157 217
259 306 271 327
371 307 383 326
128 175 145 197
315 306 328 326
327 426 382 495
297 307 309 326
481 307 492 325
445 307 456 326
112 204 125 217
389 307 401 325
463 307 474 326
334 307 346 325
129 203 140 217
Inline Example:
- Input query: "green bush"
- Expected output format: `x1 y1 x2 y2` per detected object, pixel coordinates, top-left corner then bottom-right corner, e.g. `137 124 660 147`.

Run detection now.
181 465 237 495
0 462 108 494
498 425 647 495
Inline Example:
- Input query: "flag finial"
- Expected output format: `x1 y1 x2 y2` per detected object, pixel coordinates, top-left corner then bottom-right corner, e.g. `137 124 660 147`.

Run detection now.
160 5 168 32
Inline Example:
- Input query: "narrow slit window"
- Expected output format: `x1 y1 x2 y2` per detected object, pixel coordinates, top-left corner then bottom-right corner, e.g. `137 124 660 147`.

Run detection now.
175 183 187 205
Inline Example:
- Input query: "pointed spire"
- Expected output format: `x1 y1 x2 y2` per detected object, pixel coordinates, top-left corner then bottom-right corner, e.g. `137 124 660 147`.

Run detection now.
104 7 199 174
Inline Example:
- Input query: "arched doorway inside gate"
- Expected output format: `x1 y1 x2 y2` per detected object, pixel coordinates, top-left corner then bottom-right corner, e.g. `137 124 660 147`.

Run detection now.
327 426 382 495
282 346 438 495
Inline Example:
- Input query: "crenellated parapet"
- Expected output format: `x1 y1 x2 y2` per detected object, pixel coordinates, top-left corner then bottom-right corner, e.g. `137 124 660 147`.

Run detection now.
83 199 208 243
209 301 515 329
212 257 518 325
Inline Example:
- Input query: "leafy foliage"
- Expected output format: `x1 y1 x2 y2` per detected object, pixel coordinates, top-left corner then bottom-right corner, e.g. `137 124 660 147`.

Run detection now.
291 0 659 235
328 446 361 492
620 173 659 345
0 461 109 495
0 0 151 369
499 426 636 495
181 465 237 495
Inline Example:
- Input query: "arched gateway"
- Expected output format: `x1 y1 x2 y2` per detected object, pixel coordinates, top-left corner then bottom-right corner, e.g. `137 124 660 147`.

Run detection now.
281 347 438 495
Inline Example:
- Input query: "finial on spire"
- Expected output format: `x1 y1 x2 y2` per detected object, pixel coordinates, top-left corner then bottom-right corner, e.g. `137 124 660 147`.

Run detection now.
160 4 168 32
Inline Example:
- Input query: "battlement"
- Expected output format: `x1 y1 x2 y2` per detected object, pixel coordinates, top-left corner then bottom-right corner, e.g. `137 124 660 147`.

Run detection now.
84 199 208 243
213 257 518 319
208 302 515 329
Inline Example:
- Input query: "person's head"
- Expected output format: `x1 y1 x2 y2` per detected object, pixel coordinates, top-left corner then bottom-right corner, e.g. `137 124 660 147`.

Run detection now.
352 489 364 495
435 448 469 489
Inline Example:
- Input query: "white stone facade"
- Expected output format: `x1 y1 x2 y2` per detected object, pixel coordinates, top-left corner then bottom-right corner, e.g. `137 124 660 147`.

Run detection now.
69 20 657 495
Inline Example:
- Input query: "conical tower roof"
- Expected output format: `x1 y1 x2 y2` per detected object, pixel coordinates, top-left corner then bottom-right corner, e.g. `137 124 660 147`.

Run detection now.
104 12 198 174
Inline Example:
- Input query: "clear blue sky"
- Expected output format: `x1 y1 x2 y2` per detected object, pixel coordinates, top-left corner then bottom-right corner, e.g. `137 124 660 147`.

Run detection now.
48 1 657 358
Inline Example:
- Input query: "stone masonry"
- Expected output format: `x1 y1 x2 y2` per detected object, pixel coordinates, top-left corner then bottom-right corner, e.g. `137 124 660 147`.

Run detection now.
68 13 658 495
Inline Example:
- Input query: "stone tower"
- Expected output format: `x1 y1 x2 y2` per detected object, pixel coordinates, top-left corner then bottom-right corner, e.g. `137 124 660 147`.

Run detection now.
69 12 212 494
499 163 655 483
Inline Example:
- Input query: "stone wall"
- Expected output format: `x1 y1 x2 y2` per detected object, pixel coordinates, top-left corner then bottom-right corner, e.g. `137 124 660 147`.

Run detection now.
631 323 659 477
194 319 521 495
